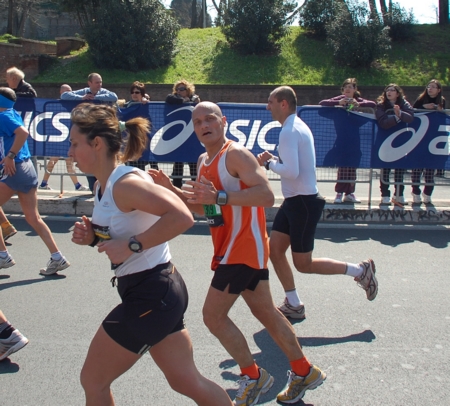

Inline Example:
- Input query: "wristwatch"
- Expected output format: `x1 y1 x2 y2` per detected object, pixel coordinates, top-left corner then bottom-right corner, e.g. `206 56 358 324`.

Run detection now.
216 190 228 206
128 236 143 253
264 159 273 170
6 151 16 159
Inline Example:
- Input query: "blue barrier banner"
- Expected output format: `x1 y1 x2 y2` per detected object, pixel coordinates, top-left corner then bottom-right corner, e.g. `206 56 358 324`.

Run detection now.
371 111 450 169
13 99 450 169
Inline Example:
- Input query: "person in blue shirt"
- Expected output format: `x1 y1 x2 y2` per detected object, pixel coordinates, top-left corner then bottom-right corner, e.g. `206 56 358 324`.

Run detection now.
60 73 118 102
0 87 70 275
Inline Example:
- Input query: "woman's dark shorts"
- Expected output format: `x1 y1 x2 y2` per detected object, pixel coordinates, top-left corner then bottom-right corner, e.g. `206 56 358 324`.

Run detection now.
211 263 269 295
271 194 325 253
103 262 188 354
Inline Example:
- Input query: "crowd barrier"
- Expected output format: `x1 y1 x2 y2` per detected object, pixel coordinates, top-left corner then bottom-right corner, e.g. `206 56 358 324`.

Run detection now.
15 99 450 201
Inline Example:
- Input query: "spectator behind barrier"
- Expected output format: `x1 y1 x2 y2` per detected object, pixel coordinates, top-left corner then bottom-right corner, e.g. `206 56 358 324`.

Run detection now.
319 78 376 205
60 72 118 102
121 81 158 171
411 80 446 203
376 84 414 207
6 67 37 98
61 72 118 191
38 84 89 192
165 80 200 188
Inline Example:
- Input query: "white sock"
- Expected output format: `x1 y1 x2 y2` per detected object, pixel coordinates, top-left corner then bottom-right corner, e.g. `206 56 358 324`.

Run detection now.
345 262 363 278
51 251 62 261
285 289 302 307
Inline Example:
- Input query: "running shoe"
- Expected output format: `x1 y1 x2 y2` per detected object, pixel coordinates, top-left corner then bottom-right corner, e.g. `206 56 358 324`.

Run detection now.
39 257 70 276
38 184 53 190
76 184 90 191
1 222 17 241
0 253 15 269
334 193 343 203
380 196 391 205
278 298 306 319
411 193 422 204
422 194 432 204
344 193 361 203
355 259 378 301
234 368 274 406
276 366 326 404
0 329 29 361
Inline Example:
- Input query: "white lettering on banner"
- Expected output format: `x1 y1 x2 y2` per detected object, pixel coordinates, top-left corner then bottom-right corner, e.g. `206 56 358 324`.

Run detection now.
49 113 71 142
228 119 250 146
151 106 194 155
257 121 281 151
18 111 71 142
378 115 429 162
428 125 450 155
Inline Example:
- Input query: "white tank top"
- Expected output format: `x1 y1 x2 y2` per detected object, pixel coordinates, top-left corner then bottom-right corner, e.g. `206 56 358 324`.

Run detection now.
91 165 171 277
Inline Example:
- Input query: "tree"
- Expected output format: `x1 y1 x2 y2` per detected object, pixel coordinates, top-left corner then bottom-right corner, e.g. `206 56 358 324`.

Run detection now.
83 0 180 70
326 0 390 67
221 0 296 55
4 0 48 37
439 0 449 25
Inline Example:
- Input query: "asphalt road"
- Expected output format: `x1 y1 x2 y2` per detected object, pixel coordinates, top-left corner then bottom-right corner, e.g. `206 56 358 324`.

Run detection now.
1 218 449 405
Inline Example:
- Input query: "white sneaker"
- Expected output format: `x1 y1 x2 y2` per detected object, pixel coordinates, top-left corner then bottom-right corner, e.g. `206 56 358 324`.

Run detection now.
334 193 343 203
380 196 391 205
411 193 422 204
344 193 361 203
76 184 90 191
0 253 15 269
392 196 408 206
38 184 53 190
422 194 432 204
0 329 29 361
39 256 70 276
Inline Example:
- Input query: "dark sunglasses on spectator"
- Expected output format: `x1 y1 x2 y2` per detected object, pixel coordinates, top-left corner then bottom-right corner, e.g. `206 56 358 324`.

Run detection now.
131 91 141 94
176 87 187 91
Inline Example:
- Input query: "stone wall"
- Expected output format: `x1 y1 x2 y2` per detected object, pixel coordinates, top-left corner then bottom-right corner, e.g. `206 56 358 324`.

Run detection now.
29 83 425 105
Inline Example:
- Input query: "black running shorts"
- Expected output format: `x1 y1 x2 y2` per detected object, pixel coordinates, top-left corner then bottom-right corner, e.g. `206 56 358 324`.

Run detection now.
102 262 188 354
272 194 325 253
211 263 269 294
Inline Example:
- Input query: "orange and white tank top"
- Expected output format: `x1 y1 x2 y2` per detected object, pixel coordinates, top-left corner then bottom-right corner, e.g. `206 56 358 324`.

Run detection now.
198 140 269 271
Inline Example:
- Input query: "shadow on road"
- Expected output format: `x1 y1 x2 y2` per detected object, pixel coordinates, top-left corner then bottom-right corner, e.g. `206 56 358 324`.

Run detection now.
0 358 20 374
314 228 450 249
0 275 66 291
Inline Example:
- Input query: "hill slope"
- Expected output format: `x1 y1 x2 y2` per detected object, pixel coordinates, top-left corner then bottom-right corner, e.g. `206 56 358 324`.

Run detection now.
35 25 450 86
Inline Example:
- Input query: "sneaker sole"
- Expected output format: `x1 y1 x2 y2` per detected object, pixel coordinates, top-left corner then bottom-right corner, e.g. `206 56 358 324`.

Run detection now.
0 258 16 269
3 230 17 241
363 259 378 301
278 373 327 404
39 261 71 276
0 337 29 361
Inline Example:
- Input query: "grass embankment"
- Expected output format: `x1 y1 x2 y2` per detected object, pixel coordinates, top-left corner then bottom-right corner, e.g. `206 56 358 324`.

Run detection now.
33 25 450 86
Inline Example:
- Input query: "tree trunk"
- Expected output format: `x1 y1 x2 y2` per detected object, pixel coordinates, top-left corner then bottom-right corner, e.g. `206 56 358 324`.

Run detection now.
368 0 379 22
379 0 388 24
191 0 197 28
439 0 449 25
7 0 14 34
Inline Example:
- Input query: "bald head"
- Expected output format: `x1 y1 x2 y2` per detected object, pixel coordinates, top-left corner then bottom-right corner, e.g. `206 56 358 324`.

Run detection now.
193 101 223 120
60 84 72 95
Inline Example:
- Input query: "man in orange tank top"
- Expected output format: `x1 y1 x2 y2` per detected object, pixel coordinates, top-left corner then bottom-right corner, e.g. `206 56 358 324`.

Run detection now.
149 102 326 405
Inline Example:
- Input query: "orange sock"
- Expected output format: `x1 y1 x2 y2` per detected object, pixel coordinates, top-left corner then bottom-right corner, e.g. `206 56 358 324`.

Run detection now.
290 356 311 377
240 363 260 380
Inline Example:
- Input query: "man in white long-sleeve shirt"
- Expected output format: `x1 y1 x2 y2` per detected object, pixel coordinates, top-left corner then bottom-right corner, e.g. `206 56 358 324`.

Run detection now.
60 72 117 102
257 86 378 319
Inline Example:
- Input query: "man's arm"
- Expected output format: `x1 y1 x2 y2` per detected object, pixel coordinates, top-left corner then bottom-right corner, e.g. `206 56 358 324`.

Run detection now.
94 89 118 102
60 88 88 100
218 144 274 208
15 81 37 98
